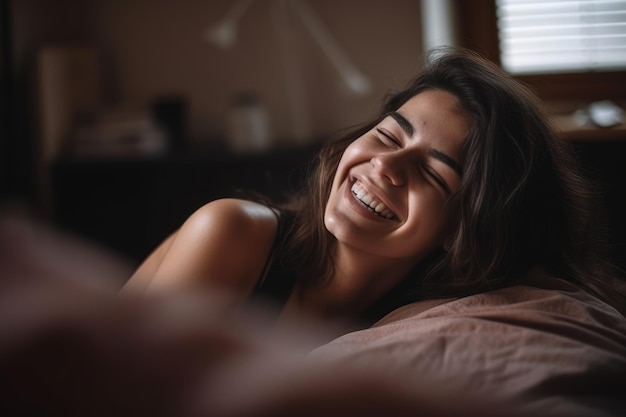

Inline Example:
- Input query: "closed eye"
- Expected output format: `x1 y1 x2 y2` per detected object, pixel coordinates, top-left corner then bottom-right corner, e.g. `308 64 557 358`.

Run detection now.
376 128 401 147
423 165 451 195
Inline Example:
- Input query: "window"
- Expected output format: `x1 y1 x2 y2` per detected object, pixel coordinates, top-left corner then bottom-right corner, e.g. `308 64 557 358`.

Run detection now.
455 0 626 100
496 0 626 75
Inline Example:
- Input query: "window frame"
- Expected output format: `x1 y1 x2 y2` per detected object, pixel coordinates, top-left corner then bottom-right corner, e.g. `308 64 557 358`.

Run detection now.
454 0 626 101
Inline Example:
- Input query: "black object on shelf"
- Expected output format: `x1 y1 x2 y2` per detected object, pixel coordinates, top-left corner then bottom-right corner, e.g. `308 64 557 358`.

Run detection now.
150 95 188 153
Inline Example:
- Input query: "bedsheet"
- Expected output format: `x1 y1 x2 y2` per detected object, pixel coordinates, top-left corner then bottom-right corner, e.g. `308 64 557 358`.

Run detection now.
310 274 626 416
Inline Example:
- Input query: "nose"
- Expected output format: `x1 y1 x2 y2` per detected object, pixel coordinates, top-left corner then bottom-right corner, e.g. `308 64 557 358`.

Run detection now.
370 151 407 187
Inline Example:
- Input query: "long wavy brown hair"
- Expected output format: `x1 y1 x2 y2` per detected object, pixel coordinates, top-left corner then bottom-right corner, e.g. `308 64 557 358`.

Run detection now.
279 48 623 316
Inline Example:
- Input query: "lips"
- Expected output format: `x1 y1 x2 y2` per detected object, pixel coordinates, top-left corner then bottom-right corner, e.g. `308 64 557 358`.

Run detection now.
350 181 399 221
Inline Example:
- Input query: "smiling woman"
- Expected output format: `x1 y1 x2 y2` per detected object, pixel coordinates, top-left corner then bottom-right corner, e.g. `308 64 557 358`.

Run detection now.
123 48 625 325
323 90 468 293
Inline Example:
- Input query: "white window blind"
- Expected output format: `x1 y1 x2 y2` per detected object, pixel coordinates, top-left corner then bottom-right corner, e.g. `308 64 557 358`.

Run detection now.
496 0 626 74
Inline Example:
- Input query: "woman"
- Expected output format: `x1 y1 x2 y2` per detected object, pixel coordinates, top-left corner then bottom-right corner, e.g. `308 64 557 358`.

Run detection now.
124 49 623 323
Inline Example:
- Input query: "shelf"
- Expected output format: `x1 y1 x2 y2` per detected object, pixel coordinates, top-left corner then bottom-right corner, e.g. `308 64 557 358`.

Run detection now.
552 115 626 142
51 146 319 262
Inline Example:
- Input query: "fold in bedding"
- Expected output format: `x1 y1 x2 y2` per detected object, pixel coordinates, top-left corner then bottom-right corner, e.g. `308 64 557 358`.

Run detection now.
309 273 626 417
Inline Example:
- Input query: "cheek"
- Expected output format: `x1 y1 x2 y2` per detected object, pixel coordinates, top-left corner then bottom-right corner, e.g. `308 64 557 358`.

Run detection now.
324 172 345 235
426 201 457 243
329 145 363 191
323 207 335 235
407 195 456 240
340 141 371 165
323 196 348 242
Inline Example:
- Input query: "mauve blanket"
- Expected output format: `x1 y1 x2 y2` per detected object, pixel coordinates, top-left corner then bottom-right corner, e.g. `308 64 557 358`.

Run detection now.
309 274 626 417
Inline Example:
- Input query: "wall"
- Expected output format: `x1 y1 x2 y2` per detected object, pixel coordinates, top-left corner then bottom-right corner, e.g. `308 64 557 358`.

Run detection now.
88 0 424 146
9 0 423 210
9 0 425 253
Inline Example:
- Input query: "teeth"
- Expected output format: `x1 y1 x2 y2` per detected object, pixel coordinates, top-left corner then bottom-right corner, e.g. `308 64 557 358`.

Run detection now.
350 181 397 220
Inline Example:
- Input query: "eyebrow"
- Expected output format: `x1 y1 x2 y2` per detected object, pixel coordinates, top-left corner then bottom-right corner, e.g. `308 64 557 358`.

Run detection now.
389 111 414 137
429 149 463 176
387 111 463 176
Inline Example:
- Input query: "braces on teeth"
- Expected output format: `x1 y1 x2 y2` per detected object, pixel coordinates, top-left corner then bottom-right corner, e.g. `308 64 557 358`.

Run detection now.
351 182 397 220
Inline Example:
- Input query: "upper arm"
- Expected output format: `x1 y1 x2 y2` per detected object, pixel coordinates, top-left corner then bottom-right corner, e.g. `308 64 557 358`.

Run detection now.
127 199 278 300
122 232 176 294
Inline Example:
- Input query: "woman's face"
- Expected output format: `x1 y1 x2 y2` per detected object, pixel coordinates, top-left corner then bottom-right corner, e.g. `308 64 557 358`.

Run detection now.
324 89 470 266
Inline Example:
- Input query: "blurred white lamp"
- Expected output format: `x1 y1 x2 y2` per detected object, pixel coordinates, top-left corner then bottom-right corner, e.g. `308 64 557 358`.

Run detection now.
204 0 256 49
290 0 372 96
204 0 372 96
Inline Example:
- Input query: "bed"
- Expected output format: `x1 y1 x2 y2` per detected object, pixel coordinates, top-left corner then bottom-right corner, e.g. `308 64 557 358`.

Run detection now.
310 271 626 416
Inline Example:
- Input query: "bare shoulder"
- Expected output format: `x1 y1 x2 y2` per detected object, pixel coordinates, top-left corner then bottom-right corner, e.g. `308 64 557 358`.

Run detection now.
185 198 278 238
141 198 279 295
126 199 280 295
179 198 280 269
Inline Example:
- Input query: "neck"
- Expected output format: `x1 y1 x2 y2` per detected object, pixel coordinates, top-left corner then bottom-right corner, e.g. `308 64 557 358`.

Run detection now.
290 242 416 322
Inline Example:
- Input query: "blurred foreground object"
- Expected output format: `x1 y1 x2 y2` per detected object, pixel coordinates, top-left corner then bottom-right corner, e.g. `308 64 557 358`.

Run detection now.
0 213 503 417
0 213 624 417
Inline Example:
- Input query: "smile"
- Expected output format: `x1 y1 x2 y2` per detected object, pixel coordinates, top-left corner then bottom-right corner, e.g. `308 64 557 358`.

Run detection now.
350 181 399 221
